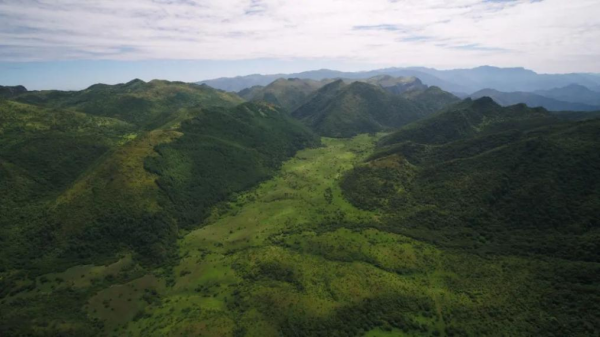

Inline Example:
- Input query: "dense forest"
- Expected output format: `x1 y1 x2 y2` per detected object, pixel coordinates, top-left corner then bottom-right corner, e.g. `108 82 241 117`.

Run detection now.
341 98 600 335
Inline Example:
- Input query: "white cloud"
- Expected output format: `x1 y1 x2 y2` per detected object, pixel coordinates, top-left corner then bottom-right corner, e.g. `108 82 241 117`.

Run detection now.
0 0 599 72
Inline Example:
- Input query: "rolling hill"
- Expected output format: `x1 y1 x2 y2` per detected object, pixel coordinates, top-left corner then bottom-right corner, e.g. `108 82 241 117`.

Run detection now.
1 79 599 337
237 78 334 111
13 79 244 128
535 83 600 106
293 80 459 137
362 75 427 94
379 97 558 146
0 84 318 278
344 97 600 263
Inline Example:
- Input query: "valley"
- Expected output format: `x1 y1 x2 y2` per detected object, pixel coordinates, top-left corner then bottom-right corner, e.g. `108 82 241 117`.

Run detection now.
2 133 587 336
0 78 598 337
3 2 600 335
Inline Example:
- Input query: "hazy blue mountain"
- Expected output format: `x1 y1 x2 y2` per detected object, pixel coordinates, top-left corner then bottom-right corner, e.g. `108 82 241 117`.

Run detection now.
198 66 600 94
535 84 600 106
413 66 600 92
198 68 466 92
470 88 600 111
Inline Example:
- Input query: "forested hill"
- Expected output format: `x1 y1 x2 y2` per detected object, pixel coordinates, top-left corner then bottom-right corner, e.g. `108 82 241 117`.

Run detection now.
13 79 244 128
378 97 557 146
144 102 320 228
0 83 318 280
237 78 334 111
292 80 459 137
343 97 600 263
1 79 599 336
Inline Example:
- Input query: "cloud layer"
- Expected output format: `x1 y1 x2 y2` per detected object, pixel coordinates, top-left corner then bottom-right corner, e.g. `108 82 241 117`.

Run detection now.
1 0 599 72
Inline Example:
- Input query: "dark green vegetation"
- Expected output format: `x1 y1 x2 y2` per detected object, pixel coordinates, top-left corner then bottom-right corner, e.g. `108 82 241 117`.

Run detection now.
293 80 459 137
144 102 319 228
14 79 243 128
342 97 600 335
238 78 333 111
0 85 28 98
1 77 599 337
0 81 319 336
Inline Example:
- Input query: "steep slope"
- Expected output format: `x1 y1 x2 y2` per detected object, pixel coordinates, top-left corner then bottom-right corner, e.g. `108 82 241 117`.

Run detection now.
238 85 265 100
379 97 557 146
402 85 461 113
362 75 427 94
14 79 244 128
535 84 600 106
293 81 457 137
0 99 135 205
344 97 600 263
0 92 317 275
470 88 599 111
144 102 320 227
238 78 333 111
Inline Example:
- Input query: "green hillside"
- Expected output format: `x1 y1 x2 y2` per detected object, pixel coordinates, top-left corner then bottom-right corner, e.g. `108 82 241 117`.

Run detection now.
293 81 457 137
362 75 427 94
341 101 600 335
144 102 320 228
0 83 318 280
2 134 581 337
238 78 333 111
1 81 598 337
0 98 134 209
347 98 599 259
379 97 557 146
14 79 244 128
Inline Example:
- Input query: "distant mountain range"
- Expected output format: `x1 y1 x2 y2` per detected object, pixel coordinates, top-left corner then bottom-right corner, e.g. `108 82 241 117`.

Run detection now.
198 66 600 98
470 88 600 111
535 84 600 106
239 75 460 137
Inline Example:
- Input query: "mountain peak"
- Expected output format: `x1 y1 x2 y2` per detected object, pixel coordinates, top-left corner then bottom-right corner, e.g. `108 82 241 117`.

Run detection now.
0 85 28 98
472 96 501 108
125 78 146 86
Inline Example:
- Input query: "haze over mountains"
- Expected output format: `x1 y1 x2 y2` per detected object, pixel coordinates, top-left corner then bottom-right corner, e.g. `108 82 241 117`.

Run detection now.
469 88 600 112
199 66 600 112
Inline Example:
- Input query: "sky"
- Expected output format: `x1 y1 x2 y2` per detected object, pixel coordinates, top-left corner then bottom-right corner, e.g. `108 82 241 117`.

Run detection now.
1 0 599 90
